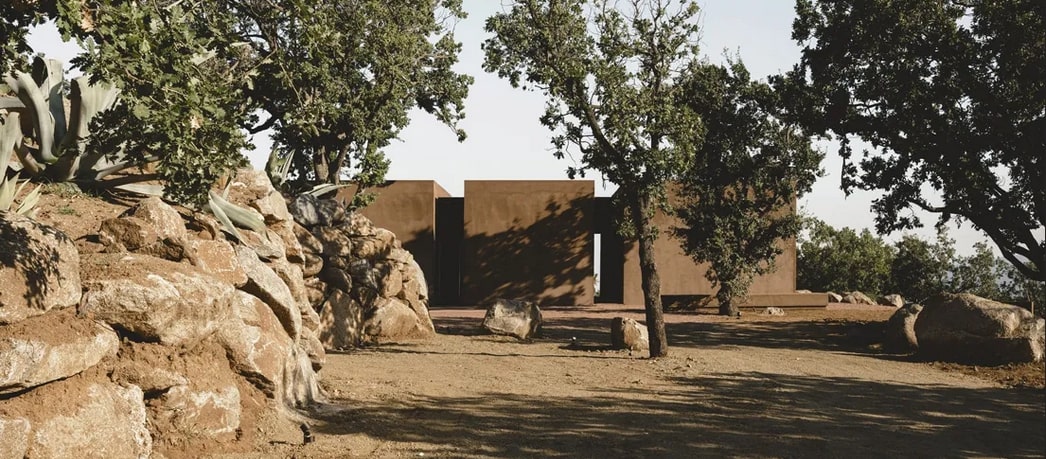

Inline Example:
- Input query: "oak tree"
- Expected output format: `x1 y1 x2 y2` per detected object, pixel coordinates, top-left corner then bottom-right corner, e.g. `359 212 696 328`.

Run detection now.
484 0 705 356
674 60 822 316
777 0 1045 281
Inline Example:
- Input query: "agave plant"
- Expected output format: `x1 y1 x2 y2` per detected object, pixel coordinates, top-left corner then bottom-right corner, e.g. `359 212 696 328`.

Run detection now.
0 57 126 183
2 57 263 235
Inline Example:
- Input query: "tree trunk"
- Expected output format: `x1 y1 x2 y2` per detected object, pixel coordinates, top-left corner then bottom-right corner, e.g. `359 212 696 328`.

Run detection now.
630 192 669 358
717 287 739 317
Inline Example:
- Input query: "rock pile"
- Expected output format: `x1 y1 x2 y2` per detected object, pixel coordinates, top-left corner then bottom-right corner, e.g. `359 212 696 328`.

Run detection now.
0 170 323 457
289 194 435 349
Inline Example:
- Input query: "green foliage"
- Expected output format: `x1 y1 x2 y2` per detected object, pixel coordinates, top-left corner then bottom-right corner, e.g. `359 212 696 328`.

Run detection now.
484 0 705 356
1 57 122 183
888 230 956 303
3 1 469 206
950 242 1002 300
253 0 471 195
0 173 41 217
673 59 823 316
797 218 895 296
778 0 1045 281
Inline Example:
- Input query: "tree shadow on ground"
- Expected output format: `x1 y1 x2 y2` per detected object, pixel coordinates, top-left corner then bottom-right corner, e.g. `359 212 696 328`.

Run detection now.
434 314 885 354
313 370 1045 458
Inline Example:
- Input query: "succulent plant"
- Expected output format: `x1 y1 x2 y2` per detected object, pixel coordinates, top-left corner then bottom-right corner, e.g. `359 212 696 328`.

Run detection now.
1 57 123 183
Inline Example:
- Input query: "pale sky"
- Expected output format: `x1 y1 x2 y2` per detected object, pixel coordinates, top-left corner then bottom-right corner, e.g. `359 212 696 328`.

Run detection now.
25 0 993 255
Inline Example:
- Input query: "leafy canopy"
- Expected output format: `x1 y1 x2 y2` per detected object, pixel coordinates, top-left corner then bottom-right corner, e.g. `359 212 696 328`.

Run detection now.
777 0 1045 281
2 0 470 206
674 60 823 315
797 217 895 296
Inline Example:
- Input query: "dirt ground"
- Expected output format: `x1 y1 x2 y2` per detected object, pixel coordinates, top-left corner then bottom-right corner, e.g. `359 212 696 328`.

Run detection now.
25 188 1046 458
215 304 1045 459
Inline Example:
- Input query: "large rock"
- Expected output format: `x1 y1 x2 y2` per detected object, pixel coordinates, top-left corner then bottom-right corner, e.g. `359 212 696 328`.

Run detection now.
879 294 905 308
318 289 364 350
826 291 843 303
915 293 1046 364
122 197 187 242
188 239 248 287
482 299 542 340
283 347 323 408
610 317 649 351
0 213 81 325
0 376 153 459
365 298 428 341
153 384 241 442
883 303 923 354
0 417 30 458
79 254 235 346
1 311 119 395
235 246 302 340
842 291 877 305
217 292 294 398
289 195 345 228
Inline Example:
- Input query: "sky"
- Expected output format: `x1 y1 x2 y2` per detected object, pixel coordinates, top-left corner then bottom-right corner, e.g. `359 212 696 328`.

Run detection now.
24 0 994 256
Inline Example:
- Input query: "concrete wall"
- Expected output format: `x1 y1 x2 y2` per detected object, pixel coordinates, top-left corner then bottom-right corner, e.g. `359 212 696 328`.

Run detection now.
460 180 595 306
336 181 448 296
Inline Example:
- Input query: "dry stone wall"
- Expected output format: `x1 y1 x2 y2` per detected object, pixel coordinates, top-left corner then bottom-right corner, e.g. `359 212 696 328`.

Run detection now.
289 194 436 350
0 170 330 457
1 169 440 456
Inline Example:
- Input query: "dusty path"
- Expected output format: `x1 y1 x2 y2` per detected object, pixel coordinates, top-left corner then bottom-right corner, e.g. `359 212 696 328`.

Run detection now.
222 305 1046 458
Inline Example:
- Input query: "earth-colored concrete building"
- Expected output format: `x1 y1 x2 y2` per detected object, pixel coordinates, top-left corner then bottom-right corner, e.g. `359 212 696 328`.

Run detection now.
338 180 826 308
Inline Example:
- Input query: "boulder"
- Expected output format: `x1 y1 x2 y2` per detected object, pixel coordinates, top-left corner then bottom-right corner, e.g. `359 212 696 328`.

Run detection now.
98 217 158 252
374 262 403 298
350 236 392 260
1 311 119 395
318 289 364 350
283 347 323 408
482 299 542 340
365 298 428 341
293 222 324 254
879 294 905 308
610 317 649 351
345 211 375 236
188 239 248 287
121 197 187 242
883 303 923 354
0 213 81 325
153 384 241 442
915 293 1046 364
2 376 153 459
79 254 235 346
313 226 354 257
826 291 843 303
288 194 323 228
226 169 276 207
300 328 326 371
217 292 293 398
842 291 877 305
235 246 302 340
0 417 30 459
